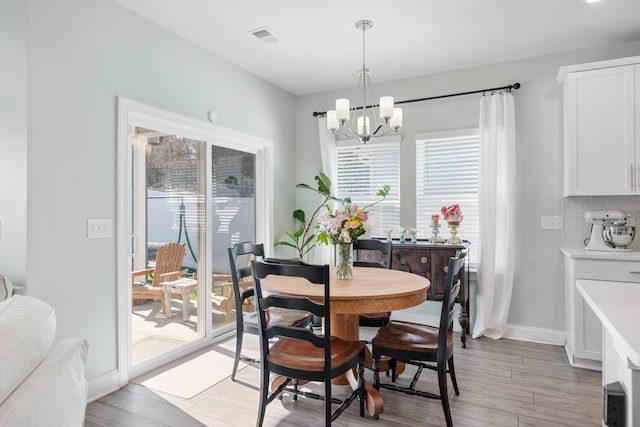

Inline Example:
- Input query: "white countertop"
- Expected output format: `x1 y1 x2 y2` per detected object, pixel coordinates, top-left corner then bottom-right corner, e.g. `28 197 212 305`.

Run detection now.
576 279 640 367
562 247 640 261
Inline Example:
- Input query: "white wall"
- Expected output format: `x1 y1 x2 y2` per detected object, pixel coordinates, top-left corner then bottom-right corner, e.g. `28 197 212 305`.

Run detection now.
295 39 640 335
0 0 27 285
26 0 296 383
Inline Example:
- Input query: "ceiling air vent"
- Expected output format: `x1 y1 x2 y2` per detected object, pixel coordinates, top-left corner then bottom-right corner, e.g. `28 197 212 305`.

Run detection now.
248 27 279 45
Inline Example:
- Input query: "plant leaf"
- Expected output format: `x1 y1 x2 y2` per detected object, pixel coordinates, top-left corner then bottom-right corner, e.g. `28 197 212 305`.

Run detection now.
377 185 391 197
315 172 332 195
292 225 304 239
317 231 329 245
275 241 297 248
301 234 315 249
293 209 306 224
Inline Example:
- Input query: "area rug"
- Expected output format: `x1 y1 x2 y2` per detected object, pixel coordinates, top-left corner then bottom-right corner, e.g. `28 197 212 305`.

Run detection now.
132 347 247 399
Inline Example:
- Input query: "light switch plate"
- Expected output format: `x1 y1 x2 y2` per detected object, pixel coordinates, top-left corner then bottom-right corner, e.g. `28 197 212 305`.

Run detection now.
541 216 563 230
87 218 112 238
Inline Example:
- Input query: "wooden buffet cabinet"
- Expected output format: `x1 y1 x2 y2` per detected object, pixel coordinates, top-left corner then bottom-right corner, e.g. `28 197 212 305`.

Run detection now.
356 240 471 347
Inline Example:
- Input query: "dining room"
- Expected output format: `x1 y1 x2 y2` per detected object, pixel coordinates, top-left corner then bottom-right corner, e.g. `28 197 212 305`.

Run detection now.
4 0 640 426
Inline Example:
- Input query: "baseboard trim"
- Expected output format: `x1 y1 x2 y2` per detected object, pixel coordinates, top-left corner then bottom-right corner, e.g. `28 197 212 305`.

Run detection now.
502 324 566 346
87 369 123 402
564 344 602 371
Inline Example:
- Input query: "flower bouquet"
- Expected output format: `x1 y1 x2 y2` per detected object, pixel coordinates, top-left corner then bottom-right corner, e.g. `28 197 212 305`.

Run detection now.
318 200 369 280
441 204 464 224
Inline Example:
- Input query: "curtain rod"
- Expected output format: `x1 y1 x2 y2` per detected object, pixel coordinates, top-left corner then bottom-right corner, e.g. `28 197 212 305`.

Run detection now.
312 82 521 117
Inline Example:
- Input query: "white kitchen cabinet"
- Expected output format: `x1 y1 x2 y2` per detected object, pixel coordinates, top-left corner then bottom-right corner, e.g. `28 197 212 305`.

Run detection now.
561 248 640 370
558 56 640 196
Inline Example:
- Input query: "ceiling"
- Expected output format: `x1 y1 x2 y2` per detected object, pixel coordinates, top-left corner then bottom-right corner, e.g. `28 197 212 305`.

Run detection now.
113 0 640 95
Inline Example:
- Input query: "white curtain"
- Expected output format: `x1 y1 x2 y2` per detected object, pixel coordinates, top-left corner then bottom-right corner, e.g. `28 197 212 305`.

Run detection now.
315 117 337 264
472 91 516 340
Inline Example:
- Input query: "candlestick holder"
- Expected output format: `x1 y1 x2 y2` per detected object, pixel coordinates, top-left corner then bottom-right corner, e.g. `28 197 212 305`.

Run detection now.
447 221 462 244
430 224 446 243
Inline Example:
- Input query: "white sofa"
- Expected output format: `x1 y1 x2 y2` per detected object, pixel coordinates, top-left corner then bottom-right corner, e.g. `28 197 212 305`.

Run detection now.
0 293 88 426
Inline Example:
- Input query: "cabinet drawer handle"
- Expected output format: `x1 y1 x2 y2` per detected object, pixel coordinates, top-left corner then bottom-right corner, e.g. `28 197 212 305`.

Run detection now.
420 257 428 264
629 271 640 274
443 265 449 273
632 165 635 191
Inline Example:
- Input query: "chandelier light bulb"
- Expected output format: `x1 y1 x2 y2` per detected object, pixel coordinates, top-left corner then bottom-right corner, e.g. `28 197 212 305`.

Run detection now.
336 99 350 121
390 108 403 130
379 96 394 120
326 110 339 131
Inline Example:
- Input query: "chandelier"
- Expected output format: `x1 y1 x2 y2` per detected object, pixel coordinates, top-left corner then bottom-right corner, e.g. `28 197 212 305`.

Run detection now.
326 20 402 144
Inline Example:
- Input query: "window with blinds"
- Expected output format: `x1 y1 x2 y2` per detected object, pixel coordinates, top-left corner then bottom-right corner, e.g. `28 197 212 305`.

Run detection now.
335 138 400 237
416 130 479 267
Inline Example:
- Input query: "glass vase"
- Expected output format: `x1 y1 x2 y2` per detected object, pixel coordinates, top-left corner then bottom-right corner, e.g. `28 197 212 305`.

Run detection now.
334 242 353 280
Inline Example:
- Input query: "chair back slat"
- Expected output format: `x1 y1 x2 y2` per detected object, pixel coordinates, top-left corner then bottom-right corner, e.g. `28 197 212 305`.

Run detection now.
266 325 326 348
353 239 392 269
261 294 324 316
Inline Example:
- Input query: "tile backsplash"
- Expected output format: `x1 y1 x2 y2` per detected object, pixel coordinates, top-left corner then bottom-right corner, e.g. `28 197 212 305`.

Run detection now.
564 196 640 250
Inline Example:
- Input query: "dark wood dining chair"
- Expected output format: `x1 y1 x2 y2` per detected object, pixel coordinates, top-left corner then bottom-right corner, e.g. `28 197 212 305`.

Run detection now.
227 242 313 381
251 260 366 427
353 239 393 327
372 250 467 427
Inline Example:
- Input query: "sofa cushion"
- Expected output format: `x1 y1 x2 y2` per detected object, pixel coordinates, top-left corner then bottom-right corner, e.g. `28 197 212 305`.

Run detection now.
0 338 88 427
0 295 56 405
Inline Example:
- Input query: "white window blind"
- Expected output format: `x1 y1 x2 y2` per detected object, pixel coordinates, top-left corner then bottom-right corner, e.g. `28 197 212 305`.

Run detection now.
416 130 479 266
335 138 400 237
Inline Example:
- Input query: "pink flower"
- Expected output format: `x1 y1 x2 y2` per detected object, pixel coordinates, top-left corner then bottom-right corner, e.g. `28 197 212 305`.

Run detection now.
441 204 463 222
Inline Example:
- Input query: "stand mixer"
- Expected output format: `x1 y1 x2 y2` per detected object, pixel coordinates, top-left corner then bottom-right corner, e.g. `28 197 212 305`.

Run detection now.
584 210 636 252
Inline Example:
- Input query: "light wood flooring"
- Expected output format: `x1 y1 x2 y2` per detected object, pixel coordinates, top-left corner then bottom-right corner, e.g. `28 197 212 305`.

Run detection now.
85 330 602 427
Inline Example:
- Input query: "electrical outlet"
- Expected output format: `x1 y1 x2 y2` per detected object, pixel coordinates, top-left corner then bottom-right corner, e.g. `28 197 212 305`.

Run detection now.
87 218 112 238
541 216 563 230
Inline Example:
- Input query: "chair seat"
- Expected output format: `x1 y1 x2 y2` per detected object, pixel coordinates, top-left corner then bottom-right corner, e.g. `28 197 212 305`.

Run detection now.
243 308 312 329
132 284 182 300
267 336 365 372
372 320 453 353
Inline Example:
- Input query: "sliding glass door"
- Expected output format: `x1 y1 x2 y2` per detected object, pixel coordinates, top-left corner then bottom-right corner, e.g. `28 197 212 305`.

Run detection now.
130 128 207 367
119 98 271 379
211 146 256 323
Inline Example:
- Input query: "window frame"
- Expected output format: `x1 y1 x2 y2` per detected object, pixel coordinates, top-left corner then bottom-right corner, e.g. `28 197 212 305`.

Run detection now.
416 128 479 268
334 135 401 237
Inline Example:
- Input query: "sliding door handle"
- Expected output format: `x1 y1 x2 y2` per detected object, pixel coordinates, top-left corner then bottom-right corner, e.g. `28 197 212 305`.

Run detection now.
129 234 137 258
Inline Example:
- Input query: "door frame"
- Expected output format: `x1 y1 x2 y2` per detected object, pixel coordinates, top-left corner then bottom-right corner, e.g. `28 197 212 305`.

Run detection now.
116 97 273 384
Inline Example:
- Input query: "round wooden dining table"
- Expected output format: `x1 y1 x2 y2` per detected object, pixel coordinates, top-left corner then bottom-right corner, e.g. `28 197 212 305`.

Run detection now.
260 266 430 417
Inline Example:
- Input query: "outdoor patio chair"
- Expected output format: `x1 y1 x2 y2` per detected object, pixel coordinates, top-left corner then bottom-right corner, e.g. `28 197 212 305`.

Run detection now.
132 242 189 315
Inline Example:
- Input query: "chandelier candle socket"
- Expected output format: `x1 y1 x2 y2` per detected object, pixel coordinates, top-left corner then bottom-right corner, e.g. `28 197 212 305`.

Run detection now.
326 20 403 144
